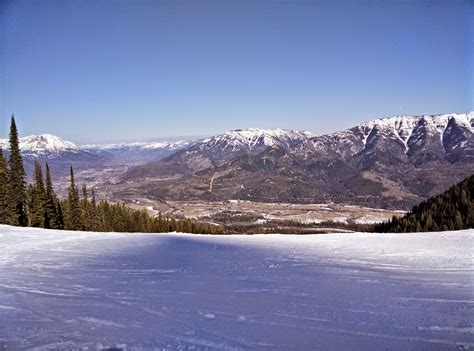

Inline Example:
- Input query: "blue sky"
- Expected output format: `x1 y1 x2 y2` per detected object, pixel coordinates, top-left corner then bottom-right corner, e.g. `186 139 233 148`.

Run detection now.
0 0 472 144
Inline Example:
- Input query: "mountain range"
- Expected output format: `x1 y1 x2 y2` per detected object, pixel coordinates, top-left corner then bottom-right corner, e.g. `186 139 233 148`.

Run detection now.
117 111 474 209
122 128 317 179
2 111 473 209
82 140 193 163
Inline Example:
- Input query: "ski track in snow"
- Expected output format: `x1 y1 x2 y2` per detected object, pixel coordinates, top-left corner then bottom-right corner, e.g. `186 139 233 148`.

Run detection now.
0 225 473 350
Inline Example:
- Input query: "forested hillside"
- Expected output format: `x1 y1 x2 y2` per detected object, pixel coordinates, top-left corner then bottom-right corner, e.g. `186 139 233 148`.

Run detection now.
374 175 474 232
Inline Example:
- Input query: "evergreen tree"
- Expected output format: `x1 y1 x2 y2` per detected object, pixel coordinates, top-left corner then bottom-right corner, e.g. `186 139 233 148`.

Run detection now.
454 211 463 230
87 188 98 230
64 167 82 230
28 160 46 227
36 160 46 227
44 163 61 229
56 201 65 229
7 115 27 226
26 184 38 227
0 150 10 224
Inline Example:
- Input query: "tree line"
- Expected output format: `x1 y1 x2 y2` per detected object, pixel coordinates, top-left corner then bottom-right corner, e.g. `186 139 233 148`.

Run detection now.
374 175 474 233
0 115 224 234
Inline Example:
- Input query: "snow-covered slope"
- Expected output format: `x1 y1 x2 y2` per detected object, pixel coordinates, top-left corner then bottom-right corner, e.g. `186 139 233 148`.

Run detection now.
0 134 81 157
0 225 472 350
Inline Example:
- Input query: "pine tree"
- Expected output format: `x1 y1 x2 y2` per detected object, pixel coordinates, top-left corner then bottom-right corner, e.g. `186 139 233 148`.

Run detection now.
89 188 101 231
454 211 463 230
28 160 46 227
56 201 65 229
91 189 96 207
64 167 82 231
7 115 27 226
158 212 166 232
81 183 93 231
0 149 10 224
44 163 60 229
26 184 37 227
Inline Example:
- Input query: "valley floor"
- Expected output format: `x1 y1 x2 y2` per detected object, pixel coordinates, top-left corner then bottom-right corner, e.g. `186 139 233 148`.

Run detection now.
0 226 473 350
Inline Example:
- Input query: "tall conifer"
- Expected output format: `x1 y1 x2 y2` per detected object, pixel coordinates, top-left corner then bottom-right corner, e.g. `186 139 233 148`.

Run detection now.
28 160 46 227
65 167 82 230
0 150 9 224
81 183 91 231
8 115 27 226
44 163 60 229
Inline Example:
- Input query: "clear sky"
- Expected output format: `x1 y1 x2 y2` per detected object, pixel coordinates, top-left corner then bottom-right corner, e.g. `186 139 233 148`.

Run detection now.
0 0 472 144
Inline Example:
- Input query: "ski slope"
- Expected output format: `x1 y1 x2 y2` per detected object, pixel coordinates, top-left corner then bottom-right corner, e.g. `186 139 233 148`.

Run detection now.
0 225 472 350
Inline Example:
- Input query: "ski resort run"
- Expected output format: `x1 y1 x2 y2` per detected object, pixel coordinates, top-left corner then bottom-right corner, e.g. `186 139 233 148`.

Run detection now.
0 226 472 350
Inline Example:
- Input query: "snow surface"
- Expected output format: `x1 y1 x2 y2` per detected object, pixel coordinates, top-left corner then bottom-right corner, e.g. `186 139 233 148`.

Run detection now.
0 225 473 350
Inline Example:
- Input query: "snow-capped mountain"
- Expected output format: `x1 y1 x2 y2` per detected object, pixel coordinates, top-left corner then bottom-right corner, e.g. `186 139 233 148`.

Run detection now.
122 128 317 179
83 140 193 152
196 128 316 153
0 134 103 181
119 112 474 209
301 111 474 162
0 134 81 157
82 140 194 163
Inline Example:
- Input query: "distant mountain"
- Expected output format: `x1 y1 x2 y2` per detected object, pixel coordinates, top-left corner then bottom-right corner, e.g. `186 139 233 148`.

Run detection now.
0 134 196 180
82 140 194 164
0 134 82 157
122 128 316 179
0 134 102 179
118 112 474 209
